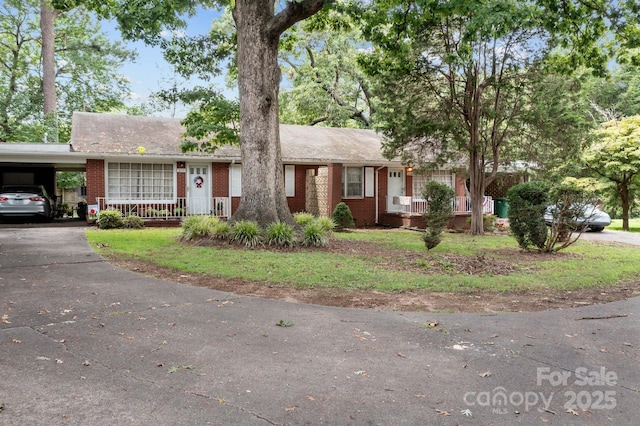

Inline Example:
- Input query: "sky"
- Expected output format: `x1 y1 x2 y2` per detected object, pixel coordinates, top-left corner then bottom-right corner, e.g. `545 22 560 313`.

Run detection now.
101 7 232 118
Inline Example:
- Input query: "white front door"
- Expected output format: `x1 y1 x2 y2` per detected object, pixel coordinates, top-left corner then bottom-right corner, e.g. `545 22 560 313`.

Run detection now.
387 168 405 212
187 164 211 214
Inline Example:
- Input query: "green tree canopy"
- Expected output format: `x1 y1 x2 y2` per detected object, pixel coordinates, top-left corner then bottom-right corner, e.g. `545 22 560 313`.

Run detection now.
0 0 135 142
357 0 639 235
583 115 640 231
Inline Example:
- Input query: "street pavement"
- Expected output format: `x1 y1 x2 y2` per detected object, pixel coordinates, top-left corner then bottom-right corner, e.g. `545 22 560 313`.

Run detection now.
0 226 638 425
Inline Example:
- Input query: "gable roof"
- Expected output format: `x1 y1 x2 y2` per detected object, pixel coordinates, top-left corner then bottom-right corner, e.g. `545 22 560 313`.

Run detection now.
70 112 398 165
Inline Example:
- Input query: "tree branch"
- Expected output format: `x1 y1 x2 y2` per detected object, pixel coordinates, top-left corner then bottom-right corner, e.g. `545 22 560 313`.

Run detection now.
268 0 330 38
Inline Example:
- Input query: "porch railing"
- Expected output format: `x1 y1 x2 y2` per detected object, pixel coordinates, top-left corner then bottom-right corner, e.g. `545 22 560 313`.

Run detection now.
95 197 231 219
391 196 494 216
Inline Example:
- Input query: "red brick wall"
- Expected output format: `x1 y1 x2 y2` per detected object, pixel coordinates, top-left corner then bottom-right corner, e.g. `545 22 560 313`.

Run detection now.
86 159 105 204
336 165 381 227
287 165 317 214
212 163 229 197
377 167 388 223
177 162 186 198
342 197 377 227
326 163 343 217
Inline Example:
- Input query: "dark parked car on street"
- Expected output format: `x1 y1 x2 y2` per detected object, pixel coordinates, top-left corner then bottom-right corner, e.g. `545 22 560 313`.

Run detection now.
0 185 54 221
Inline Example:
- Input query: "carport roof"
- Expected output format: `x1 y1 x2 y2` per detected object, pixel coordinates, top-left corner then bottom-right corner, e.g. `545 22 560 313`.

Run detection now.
69 112 399 165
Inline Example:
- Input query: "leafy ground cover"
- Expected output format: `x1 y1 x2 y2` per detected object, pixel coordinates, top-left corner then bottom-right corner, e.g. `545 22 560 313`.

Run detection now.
86 228 640 313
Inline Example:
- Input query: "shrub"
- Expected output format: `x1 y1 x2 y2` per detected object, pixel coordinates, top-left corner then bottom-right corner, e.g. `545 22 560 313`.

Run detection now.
146 208 158 217
421 181 455 250
181 215 219 240
96 210 124 229
123 215 144 229
293 212 315 227
301 221 329 247
265 221 295 247
507 181 550 251
212 220 231 239
543 181 592 252
332 202 355 231
315 216 336 234
230 220 262 247
174 207 185 217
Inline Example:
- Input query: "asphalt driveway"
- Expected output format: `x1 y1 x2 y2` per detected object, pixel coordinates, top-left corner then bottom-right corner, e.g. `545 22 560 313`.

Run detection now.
0 226 638 425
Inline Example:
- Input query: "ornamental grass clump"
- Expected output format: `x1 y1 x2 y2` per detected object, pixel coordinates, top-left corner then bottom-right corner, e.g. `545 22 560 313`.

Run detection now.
293 212 315 227
301 221 329 247
314 216 336 234
265 221 295 248
230 220 262 248
212 220 231 240
123 214 144 229
96 210 124 229
181 215 219 240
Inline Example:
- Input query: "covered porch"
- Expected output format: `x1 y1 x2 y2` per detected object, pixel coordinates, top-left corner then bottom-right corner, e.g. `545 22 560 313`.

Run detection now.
380 195 494 229
95 197 232 220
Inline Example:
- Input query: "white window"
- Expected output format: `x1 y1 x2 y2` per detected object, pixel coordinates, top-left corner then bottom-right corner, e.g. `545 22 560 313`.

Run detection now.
230 164 242 197
107 162 174 202
413 170 455 198
342 166 363 198
284 165 295 197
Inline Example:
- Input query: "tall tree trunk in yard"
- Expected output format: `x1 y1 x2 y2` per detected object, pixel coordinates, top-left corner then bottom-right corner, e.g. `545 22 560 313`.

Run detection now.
40 0 58 143
231 0 326 227
468 150 486 236
619 180 630 232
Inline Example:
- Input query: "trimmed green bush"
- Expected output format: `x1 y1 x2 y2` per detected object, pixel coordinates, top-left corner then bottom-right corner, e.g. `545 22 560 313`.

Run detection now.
332 202 355 231
507 181 550 251
181 215 219 240
230 220 262 247
293 212 315 227
421 181 455 250
123 215 144 229
96 210 124 229
265 221 295 248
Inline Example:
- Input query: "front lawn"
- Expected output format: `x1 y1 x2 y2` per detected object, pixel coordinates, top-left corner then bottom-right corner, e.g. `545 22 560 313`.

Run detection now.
608 219 640 232
86 228 640 294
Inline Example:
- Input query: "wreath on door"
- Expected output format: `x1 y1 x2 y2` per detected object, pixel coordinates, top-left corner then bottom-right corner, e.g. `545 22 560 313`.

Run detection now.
194 175 204 188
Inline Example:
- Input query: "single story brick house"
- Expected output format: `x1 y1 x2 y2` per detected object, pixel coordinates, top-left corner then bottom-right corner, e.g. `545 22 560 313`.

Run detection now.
1 111 499 227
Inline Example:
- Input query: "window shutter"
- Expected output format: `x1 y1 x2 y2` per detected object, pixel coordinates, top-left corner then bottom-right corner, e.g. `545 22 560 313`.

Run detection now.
365 167 374 197
230 164 242 197
285 165 295 197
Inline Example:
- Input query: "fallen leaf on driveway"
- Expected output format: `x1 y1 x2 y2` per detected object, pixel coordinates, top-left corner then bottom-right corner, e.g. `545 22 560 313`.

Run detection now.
284 406 296 412
1 314 10 324
478 371 492 377
566 408 579 415
435 409 451 416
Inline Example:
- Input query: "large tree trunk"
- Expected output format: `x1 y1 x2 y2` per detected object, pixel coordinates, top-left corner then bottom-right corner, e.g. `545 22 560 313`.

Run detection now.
40 0 58 143
468 150 485 235
231 0 326 227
